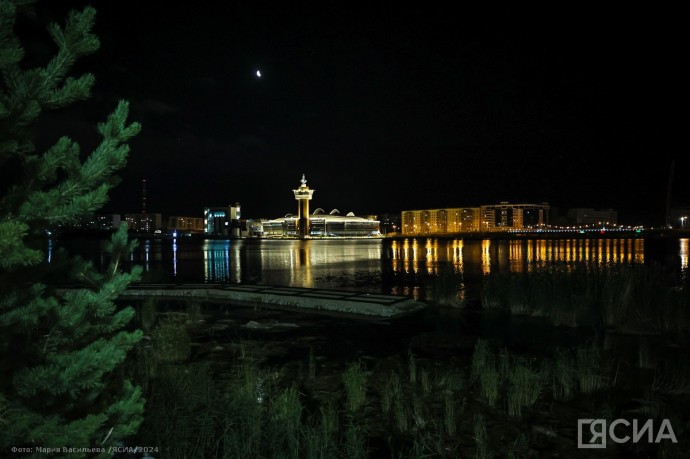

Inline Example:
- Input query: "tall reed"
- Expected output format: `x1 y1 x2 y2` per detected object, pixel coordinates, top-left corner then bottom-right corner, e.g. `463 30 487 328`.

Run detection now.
342 360 368 412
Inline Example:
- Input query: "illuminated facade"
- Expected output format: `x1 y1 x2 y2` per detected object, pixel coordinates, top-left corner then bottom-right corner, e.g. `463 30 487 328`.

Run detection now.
254 210 380 238
168 216 205 233
293 174 315 239
204 203 242 236
479 202 549 231
125 213 162 233
402 208 480 235
401 202 549 234
251 175 380 238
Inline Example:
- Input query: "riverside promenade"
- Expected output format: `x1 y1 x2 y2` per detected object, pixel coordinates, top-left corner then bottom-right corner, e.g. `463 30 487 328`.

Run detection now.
119 283 426 319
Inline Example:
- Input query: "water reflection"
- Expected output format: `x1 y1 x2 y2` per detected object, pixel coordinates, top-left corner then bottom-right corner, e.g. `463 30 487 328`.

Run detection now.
57 236 687 296
203 240 231 282
172 240 177 276
390 238 646 275
196 239 384 289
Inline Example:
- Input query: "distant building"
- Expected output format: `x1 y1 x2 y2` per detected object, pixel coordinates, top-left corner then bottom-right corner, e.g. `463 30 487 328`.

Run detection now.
124 213 162 232
567 208 617 226
401 208 480 235
251 175 380 238
401 202 549 235
204 203 243 236
253 209 380 238
167 216 205 233
83 214 121 230
378 213 401 235
480 202 549 230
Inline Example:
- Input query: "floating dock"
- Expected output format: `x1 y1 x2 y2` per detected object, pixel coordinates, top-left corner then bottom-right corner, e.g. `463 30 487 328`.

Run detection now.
119 284 426 319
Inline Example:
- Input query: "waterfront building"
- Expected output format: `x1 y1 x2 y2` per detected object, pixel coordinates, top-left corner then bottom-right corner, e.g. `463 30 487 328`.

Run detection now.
124 213 162 233
251 211 380 238
479 202 549 230
81 214 121 230
401 202 548 235
293 174 315 239
401 207 480 235
167 216 205 233
250 175 380 238
204 203 242 237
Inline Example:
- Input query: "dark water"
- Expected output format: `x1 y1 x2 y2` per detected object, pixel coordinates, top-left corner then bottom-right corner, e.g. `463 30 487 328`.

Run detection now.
54 236 688 301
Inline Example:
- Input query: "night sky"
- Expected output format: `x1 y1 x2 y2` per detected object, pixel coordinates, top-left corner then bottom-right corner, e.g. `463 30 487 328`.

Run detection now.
26 2 686 225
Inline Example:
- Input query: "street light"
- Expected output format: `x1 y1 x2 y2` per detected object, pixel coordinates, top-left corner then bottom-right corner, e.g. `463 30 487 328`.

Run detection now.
681 216 688 229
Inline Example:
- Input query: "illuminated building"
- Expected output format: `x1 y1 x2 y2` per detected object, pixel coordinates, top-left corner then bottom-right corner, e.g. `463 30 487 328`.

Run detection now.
401 202 549 234
250 175 380 238
204 203 242 236
167 216 205 233
124 213 162 232
479 202 549 230
402 208 480 235
77 214 121 230
293 174 315 239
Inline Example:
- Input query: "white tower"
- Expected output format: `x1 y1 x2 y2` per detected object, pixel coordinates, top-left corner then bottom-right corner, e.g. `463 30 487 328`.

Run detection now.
292 174 315 239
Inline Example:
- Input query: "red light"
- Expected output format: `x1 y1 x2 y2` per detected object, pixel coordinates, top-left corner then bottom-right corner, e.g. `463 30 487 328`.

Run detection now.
600 230 605 234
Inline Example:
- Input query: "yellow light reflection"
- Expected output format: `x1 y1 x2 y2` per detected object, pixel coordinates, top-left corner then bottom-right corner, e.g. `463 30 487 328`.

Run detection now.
391 240 400 273
635 239 644 263
596 239 604 265
426 239 438 275
509 240 523 272
412 239 419 273
289 240 313 287
481 239 491 274
526 240 534 267
537 240 547 265
452 239 464 272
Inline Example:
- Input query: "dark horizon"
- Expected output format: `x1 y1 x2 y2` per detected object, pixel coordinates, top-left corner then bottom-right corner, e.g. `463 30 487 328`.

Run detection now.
25 2 686 226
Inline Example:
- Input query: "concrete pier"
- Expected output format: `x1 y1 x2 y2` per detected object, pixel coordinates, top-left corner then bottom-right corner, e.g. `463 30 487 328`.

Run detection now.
119 284 426 319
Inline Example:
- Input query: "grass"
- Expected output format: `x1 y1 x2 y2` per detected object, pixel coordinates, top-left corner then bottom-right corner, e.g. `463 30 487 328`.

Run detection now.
472 339 500 406
308 346 316 380
268 387 302 459
550 349 576 400
394 397 408 432
480 262 690 333
343 415 368 459
576 341 608 394
131 293 690 459
408 347 417 384
150 317 191 362
380 372 398 414
444 391 456 436
342 360 368 412
132 343 688 459
506 359 543 416
139 297 157 331
185 301 202 322
473 413 490 459
471 339 492 383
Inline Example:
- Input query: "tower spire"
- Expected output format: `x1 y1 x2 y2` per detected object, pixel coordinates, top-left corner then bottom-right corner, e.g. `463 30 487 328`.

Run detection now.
293 174 315 239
